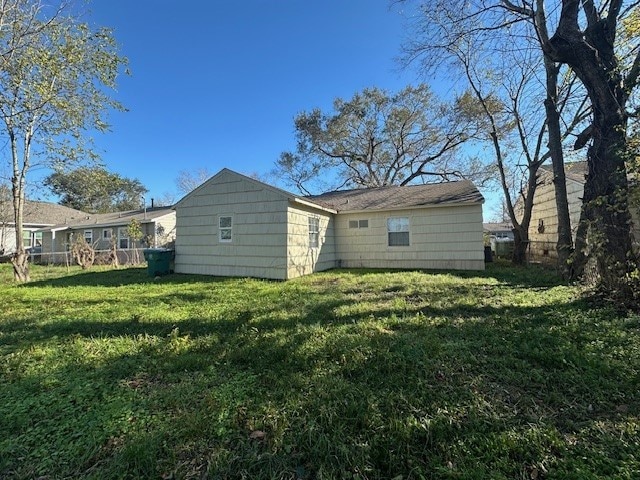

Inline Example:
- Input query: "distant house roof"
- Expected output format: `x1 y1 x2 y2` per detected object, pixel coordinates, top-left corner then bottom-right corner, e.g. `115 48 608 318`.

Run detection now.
483 222 513 233
0 200 87 226
40 206 175 232
540 161 587 184
305 180 484 213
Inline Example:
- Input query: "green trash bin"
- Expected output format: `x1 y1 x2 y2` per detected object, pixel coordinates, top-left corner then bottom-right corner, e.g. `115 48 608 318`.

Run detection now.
143 248 174 276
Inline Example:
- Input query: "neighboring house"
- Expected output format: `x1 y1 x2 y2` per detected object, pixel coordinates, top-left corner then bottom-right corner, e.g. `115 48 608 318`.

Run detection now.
174 168 485 280
483 222 514 240
527 161 639 262
39 206 176 264
0 200 86 257
483 222 514 258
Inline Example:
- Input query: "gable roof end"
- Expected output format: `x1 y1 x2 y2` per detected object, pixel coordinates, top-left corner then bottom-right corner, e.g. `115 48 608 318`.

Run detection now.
540 161 587 184
174 168 337 214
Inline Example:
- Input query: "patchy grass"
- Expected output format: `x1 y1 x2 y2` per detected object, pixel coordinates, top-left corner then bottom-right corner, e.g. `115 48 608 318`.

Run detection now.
0 263 638 479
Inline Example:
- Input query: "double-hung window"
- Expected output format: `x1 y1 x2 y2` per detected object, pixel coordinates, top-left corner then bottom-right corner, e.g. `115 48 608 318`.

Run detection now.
84 230 93 245
22 230 32 248
219 216 233 243
387 217 410 247
308 217 319 248
118 227 129 249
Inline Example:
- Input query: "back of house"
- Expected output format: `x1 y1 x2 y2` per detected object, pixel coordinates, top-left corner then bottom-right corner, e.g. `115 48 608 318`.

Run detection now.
173 169 485 280
307 181 485 272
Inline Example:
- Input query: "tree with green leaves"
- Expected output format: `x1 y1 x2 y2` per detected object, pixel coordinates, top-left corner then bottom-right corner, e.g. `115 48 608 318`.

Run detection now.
45 167 147 214
0 0 126 281
126 218 143 264
275 84 494 194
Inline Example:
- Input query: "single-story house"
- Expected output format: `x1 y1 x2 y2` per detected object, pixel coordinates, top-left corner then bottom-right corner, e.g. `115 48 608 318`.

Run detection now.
483 222 515 258
483 222 514 240
38 206 176 265
0 199 86 257
174 168 485 280
527 161 639 262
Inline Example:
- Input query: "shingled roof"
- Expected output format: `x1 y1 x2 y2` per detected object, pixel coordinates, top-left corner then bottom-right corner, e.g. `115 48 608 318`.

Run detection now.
0 200 87 226
41 206 175 231
540 161 587 184
305 180 483 212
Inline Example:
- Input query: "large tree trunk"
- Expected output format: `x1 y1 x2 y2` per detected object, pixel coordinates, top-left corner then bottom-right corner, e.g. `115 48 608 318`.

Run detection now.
12 250 29 282
580 127 633 282
512 225 529 265
543 1 635 295
543 62 574 279
533 0 574 278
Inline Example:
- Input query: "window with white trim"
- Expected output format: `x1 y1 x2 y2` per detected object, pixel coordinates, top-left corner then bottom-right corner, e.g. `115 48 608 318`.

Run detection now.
308 216 319 248
118 227 129 249
387 217 410 247
219 215 232 243
103 229 112 240
84 230 93 245
22 230 32 248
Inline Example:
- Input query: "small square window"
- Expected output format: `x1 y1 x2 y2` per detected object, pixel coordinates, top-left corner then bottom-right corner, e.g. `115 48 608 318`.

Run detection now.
103 229 112 239
349 219 368 229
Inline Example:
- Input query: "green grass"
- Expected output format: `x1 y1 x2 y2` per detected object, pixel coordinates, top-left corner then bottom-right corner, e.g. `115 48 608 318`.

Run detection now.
0 263 638 479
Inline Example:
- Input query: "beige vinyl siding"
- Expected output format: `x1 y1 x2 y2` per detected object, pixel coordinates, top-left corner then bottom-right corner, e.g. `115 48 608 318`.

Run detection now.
527 173 586 261
335 204 484 271
175 170 289 280
153 213 177 247
286 204 336 279
527 172 640 260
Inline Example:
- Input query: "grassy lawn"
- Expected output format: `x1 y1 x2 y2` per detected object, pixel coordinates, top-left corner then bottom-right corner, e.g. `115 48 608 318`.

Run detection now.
0 263 638 479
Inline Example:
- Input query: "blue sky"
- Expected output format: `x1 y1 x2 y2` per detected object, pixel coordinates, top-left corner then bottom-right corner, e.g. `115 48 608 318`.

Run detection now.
42 0 499 216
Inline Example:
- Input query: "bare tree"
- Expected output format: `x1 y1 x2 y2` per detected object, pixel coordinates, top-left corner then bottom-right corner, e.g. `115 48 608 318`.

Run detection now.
176 168 212 196
404 2 590 266
275 84 495 194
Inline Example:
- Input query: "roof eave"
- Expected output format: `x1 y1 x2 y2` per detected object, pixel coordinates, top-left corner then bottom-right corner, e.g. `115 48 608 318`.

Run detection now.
290 197 337 214
333 199 484 215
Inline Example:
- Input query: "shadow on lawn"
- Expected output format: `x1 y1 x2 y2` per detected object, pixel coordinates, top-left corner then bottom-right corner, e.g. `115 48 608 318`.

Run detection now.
21 262 566 290
20 267 260 288
2 290 638 479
